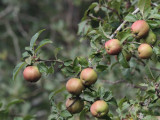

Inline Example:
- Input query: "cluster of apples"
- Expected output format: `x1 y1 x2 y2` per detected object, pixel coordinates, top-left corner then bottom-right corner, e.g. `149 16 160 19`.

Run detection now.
65 68 109 118
105 20 156 60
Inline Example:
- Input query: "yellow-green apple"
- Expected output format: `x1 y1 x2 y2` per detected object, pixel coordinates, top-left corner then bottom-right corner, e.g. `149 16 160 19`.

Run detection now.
131 20 149 39
23 66 41 82
90 100 109 118
138 43 153 59
80 68 97 86
66 78 84 95
144 30 157 45
66 97 84 114
105 39 122 55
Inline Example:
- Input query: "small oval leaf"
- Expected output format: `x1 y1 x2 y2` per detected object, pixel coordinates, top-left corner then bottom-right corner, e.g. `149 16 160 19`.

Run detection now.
12 62 26 81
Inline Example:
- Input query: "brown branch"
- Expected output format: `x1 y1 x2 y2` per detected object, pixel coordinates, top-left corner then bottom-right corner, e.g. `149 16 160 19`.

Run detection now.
36 59 64 64
102 79 126 84
102 79 146 90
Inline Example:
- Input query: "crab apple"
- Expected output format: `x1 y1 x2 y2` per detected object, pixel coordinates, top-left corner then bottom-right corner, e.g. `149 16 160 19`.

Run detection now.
138 43 153 59
144 30 157 45
90 100 109 118
66 97 84 114
66 78 84 95
80 68 97 86
131 20 149 39
23 66 41 82
105 39 122 55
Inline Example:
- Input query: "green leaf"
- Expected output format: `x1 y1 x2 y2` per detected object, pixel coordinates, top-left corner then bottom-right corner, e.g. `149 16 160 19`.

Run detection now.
153 47 160 55
7 99 24 109
0 102 2 108
118 97 128 109
149 14 160 20
138 0 151 17
118 52 130 68
117 30 132 44
30 29 45 50
22 52 30 59
124 14 138 22
99 22 110 39
78 20 91 36
37 63 49 74
64 59 73 66
12 62 26 81
35 39 53 53
23 115 34 120
147 20 160 29
96 65 108 72
49 86 66 100
0 110 9 120
24 46 33 56
54 47 62 59
25 56 32 65
80 109 87 120
82 2 98 20
78 57 88 67
60 110 72 118
145 65 155 80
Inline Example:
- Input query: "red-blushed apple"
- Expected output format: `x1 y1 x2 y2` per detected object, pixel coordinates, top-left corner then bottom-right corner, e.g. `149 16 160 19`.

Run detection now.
66 97 84 114
90 100 109 118
23 66 41 82
131 20 149 39
105 39 122 55
138 43 153 59
80 68 97 86
66 78 84 95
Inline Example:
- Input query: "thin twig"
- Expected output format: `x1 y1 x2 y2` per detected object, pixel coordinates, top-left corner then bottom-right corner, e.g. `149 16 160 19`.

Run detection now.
127 42 141 45
36 59 64 64
132 54 146 66
105 6 122 22
13 7 29 40
102 79 146 90
102 79 126 84
5 21 21 61
150 67 160 72
0 6 13 19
